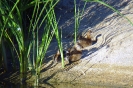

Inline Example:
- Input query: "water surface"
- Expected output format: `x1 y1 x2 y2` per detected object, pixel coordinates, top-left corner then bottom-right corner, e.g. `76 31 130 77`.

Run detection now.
0 81 123 88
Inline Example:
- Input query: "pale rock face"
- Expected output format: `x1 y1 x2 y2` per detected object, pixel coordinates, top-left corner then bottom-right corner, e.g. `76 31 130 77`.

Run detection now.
85 32 133 66
40 0 133 87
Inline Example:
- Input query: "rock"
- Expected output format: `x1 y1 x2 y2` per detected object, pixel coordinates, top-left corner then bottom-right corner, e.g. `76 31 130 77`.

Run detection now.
40 0 133 87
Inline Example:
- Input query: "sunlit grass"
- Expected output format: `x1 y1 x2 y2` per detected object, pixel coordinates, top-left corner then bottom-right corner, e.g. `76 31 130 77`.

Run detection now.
74 0 87 44
0 0 63 83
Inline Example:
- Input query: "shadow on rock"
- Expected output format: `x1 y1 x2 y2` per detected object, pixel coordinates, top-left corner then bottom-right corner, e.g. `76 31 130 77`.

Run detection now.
81 48 98 59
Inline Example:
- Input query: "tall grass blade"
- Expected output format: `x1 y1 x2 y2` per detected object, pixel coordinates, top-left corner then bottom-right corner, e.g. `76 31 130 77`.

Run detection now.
74 0 87 43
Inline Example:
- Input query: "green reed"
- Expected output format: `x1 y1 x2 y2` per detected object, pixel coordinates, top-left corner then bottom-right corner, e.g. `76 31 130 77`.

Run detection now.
0 0 63 83
74 0 87 44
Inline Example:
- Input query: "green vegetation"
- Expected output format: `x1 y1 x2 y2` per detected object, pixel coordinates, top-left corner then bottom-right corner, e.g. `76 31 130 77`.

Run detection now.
74 0 87 44
0 0 63 83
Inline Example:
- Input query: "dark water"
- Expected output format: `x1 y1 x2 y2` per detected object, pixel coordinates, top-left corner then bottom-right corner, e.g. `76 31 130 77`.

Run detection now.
0 81 123 88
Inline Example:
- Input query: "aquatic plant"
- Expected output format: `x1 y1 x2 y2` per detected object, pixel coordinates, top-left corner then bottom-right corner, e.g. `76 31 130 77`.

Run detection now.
0 0 64 83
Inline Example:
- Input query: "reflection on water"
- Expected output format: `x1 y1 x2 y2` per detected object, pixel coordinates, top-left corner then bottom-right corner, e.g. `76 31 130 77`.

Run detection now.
0 81 122 88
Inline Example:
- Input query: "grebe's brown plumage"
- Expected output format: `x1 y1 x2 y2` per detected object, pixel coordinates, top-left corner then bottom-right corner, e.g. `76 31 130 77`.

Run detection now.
53 30 101 65
67 43 83 64
78 30 100 48
53 50 69 64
